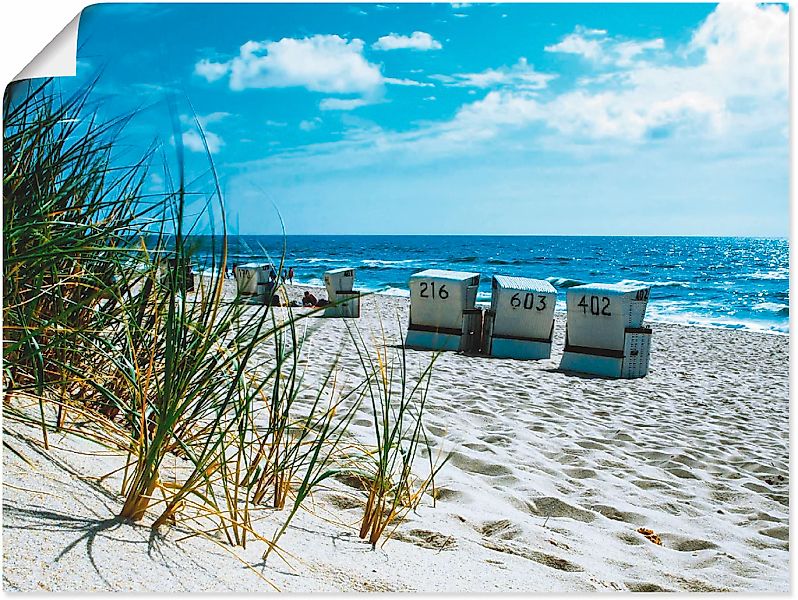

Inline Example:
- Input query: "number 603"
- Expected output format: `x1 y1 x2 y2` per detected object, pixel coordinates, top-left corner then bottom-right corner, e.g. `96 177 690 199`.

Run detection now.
510 292 547 311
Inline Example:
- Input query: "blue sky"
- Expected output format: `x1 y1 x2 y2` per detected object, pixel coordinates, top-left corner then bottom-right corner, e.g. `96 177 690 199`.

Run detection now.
68 2 788 235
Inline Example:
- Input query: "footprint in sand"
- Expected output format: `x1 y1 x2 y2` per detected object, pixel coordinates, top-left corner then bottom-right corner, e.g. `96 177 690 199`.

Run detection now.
616 531 644 546
481 540 583 573
564 467 597 479
333 472 370 491
659 534 719 552
631 478 673 490
479 434 512 447
479 519 523 540
463 442 490 452
392 529 457 551
668 576 730 592
590 504 646 525
447 451 513 477
524 496 596 523
426 486 462 501
326 494 363 510
758 526 789 541
625 582 673 592
666 466 701 480
425 423 448 437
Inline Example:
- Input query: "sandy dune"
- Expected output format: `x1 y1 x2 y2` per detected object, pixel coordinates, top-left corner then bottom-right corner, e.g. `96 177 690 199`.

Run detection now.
3 282 789 592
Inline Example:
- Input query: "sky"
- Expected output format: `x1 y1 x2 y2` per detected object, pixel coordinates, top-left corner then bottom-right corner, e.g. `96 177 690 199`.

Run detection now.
58 2 790 236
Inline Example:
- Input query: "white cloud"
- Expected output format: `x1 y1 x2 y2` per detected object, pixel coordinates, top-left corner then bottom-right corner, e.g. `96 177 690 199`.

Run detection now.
182 129 224 154
266 120 287 127
372 31 442 51
432 58 554 90
685 2 788 99
229 4 787 174
545 33 603 60
146 172 164 193
194 58 229 82
195 35 383 95
299 118 323 131
455 4 786 143
320 98 369 111
178 112 231 154
384 77 434 87
545 25 663 67
441 72 726 144
196 112 231 128
614 39 665 67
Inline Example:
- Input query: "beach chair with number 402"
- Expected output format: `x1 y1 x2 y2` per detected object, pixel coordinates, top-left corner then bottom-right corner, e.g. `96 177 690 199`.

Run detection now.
560 282 652 378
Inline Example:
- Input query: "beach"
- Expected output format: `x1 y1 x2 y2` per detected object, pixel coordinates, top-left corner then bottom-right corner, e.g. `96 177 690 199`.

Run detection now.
3 281 789 593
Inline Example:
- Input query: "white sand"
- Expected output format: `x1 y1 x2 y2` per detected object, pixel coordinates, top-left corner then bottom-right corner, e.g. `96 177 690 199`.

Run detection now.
3 281 789 592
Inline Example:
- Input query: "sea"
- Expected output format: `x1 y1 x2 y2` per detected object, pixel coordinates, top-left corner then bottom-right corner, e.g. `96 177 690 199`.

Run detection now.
189 236 789 334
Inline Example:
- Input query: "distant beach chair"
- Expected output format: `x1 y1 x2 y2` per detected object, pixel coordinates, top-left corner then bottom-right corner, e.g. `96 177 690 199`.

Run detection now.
559 282 652 378
484 275 556 360
323 268 361 318
405 269 480 352
160 257 194 293
235 263 269 297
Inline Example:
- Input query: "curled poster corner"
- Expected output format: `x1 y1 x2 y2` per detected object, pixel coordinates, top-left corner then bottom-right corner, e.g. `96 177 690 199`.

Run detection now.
12 13 81 82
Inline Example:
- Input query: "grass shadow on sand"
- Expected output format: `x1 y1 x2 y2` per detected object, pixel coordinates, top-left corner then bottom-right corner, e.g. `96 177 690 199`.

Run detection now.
3 500 228 590
3 504 129 588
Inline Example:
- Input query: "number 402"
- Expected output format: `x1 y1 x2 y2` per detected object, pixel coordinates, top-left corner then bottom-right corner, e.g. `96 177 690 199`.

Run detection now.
578 295 612 316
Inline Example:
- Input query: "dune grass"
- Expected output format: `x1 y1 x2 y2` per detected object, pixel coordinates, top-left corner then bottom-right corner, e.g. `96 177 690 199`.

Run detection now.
348 321 448 549
3 79 446 564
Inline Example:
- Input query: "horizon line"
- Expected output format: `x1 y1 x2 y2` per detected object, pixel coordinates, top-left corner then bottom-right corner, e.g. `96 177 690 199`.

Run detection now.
177 233 788 239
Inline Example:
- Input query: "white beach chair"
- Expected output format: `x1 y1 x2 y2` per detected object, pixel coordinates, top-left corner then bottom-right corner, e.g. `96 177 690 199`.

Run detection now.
235 263 266 296
559 282 652 378
484 275 557 360
406 269 480 352
323 267 360 318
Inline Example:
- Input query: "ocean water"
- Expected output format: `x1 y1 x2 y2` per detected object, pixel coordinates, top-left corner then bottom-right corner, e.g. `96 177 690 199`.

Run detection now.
190 236 789 334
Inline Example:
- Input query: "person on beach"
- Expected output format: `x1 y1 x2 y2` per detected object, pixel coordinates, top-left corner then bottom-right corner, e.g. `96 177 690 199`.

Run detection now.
231 263 237 279
186 263 195 292
288 267 294 284
302 291 317 307
281 269 288 283
269 268 277 283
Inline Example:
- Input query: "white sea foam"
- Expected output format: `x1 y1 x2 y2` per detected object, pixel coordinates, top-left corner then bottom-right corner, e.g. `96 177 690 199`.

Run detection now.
361 259 417 267
753 301 789 314
745 268 789 281
646 303 788 334
376 286 410 298
293 257 349 265
545 276 585 288
617 278 690 288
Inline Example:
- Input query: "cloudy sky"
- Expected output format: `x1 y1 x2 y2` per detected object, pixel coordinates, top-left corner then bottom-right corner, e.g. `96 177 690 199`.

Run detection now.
70 2 788 236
